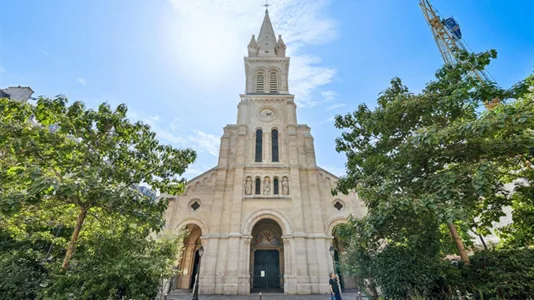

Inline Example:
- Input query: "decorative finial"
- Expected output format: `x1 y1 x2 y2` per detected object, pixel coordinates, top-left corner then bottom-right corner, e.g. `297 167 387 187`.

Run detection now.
262 0 270 11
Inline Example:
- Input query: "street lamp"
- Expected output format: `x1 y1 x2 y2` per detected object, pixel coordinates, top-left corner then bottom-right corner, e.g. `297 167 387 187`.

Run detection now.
191 245 204 300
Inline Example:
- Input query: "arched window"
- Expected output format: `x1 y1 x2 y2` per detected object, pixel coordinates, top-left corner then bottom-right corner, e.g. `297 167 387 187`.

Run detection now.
273 178 279 195
269 71 278 93
256 71 265 93
255 178 261 195
255 129 263 162
271 129 279 162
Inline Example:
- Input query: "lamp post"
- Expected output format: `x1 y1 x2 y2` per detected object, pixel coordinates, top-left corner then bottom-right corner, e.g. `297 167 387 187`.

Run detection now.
191 245 204 300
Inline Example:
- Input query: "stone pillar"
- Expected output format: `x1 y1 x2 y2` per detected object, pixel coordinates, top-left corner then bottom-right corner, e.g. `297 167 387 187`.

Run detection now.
199 236 218 294
239 236 253 295
282 236 297 294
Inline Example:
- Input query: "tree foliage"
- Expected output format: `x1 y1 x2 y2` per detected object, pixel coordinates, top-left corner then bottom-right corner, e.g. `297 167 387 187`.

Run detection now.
0 96 195 299
333 50 534 297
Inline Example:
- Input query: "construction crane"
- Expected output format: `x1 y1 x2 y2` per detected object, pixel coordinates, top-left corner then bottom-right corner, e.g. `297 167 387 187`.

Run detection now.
419 0 499 109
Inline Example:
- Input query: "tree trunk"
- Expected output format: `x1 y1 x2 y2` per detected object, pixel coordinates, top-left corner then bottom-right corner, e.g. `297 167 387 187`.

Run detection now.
62 206 88 270
448 223 470 264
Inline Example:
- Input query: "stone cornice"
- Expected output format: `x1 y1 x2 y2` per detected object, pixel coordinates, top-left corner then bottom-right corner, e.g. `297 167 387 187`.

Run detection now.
200 233 335 240
244 57 290 63
239 98 294 105
243 195 291 200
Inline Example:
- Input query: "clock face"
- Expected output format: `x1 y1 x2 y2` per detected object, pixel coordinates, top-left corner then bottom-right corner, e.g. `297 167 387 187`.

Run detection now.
259 108 276 121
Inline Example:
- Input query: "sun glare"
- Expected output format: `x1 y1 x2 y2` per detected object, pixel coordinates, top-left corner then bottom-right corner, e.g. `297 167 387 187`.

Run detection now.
169 12 244 83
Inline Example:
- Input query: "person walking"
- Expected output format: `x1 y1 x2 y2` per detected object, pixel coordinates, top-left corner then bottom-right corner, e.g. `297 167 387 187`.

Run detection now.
329 272 342 300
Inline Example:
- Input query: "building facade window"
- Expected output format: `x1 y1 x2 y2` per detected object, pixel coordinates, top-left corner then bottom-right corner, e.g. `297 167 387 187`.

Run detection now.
271 129 279 162
273 178 279 195
269 71 278 93
255 129 263 162
256 71 265 93
255 178 261 195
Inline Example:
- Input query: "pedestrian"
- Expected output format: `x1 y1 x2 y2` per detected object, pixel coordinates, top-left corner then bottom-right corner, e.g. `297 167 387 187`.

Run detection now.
329 272 342 300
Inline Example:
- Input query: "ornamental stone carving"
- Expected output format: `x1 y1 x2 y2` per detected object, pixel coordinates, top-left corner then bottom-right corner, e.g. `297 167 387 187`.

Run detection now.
248 35 259 57
245 176 253 195
263 177 271 195
282 176 289 195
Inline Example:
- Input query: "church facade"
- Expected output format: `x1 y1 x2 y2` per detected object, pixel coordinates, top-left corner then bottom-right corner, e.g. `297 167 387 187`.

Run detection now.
164 9 367 295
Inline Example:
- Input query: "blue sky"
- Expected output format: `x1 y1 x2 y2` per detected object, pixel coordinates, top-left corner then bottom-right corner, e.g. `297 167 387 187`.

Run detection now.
1 0 533 179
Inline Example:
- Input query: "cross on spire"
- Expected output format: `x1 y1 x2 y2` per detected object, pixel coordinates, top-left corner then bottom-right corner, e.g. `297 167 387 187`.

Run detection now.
262 0 270 10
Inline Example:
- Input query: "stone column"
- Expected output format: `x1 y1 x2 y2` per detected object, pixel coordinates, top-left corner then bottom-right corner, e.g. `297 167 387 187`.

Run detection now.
282 236 297 294
239 236 253 294
199 236 217 294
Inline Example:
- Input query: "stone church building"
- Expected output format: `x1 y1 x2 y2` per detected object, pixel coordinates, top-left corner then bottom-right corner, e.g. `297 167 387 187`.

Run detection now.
163 9 367 295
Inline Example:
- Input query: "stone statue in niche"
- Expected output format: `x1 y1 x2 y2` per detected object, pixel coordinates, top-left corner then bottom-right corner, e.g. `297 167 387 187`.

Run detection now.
245 177 253 195
263 177 271 195
282 177 289 195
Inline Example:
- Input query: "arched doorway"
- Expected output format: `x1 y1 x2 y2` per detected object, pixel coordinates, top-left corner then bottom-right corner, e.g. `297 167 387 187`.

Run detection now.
175 224 202 290
331 223 357 290
332 234 345 290
250 219 284 293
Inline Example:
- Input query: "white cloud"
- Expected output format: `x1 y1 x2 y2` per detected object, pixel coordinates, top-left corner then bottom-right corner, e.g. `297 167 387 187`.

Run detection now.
166 0 337 106
313 116 335 126
192 130 220 157
321 90 337 102
326 103 346 111
77 77 87 86
39 50 49 56
141 115 220 158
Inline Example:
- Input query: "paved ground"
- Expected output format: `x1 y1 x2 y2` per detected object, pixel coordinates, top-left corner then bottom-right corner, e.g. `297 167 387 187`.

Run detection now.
167 292 364 300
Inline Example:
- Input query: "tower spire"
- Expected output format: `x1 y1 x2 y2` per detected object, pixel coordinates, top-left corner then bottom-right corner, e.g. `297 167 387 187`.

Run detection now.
256 2 277 57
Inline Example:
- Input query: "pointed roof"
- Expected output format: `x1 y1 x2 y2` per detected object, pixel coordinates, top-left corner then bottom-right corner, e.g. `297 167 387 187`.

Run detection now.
256 9 277 57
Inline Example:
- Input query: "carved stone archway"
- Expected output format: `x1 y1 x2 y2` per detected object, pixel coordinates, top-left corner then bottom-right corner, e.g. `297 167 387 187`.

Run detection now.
249 218 285 293
175 224 203 290
242 209 292 236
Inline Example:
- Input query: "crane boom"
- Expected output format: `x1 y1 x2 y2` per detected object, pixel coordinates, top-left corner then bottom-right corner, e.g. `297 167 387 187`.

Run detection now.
419 0 494 85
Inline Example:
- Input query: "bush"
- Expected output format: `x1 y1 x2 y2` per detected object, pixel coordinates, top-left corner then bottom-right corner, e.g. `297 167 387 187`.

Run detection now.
371 244 442 300
443 248 534 299
0 249 48 300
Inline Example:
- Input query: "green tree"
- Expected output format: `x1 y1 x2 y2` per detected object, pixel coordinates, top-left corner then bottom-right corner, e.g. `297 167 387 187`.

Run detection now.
0 96 196 271
498 81 534 248
333 50 533 265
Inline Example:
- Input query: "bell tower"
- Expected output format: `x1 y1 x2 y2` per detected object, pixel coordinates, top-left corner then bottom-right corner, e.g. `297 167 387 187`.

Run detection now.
232 8 300 168
244 9 289 95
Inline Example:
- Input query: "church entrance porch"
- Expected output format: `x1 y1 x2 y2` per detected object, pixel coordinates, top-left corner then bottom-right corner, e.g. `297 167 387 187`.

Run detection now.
175 224 202 290
250 219 284 294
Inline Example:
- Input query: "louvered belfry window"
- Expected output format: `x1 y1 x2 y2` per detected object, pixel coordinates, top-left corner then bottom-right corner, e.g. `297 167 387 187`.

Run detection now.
269 71 278 93
255 129 263 162
256 72 265 93
271 129 279 162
